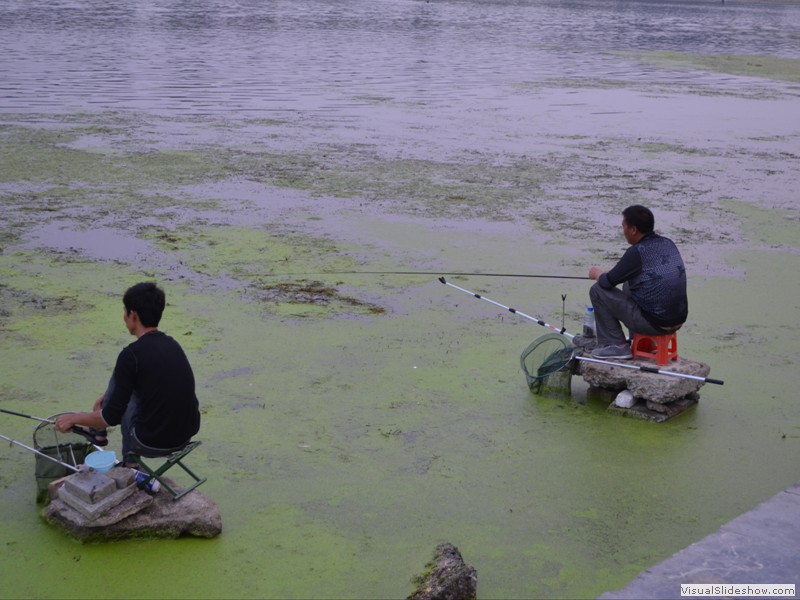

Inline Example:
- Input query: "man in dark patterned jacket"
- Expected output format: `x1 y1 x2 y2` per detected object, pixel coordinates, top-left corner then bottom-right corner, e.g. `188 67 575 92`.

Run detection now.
587 205 687 360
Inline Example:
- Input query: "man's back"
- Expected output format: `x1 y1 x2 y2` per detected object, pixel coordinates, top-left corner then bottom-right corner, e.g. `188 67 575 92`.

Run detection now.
103 331 200 449
628 233 687 328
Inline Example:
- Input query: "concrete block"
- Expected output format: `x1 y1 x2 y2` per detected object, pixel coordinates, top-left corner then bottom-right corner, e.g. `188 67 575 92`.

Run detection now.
58 481 137 521
106 466 135 489
63 470 117 504
46 487 155 531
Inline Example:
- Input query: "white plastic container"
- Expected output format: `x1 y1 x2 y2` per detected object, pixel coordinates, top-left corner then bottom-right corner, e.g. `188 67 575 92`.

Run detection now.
133 470 161 493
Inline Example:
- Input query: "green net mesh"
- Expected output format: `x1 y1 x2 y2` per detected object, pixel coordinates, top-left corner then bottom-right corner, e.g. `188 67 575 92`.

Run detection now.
33 416 93 505
520 333 577 395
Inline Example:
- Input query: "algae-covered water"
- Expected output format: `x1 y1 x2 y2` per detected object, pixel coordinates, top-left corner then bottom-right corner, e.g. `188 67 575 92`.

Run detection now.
2 1 800 598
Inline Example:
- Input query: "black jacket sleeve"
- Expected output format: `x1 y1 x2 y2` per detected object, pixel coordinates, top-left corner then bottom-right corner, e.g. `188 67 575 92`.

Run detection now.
598 245 642 289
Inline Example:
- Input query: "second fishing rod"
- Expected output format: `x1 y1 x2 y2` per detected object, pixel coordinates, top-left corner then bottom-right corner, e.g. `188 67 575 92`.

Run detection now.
259 270 589 280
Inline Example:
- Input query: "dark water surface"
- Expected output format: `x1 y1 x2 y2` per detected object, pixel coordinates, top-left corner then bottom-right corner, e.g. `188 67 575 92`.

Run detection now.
2 0 799 116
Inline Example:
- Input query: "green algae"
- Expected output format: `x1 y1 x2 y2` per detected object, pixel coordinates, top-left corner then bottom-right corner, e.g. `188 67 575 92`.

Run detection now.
138 224 385 317
0 105 799 600
633 141 709 156
1 114 562 227
0 120 233 188
517 75 786 100
0 124 207 185
719 199 800 248
139 225 356 281
222 146 563 222
632 51 800 84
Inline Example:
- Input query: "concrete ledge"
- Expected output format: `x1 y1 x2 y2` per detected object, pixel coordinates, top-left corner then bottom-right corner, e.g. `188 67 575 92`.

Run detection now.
600 483 800 599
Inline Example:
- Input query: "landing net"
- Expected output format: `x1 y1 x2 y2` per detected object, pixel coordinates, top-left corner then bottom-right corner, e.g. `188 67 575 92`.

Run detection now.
32 414 93 504
520 333 578 395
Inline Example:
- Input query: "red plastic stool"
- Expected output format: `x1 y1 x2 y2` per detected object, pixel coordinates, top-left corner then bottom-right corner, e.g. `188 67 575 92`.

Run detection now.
631 332 678 366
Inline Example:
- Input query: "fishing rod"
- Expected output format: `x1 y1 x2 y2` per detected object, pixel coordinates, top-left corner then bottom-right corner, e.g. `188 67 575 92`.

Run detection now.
261 271 590 280
0 433 80 472
438 277 725 386
438 276 576 338
0 408 55 423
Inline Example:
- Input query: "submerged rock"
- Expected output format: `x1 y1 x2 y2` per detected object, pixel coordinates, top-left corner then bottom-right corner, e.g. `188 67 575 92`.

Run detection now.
408 543 477 600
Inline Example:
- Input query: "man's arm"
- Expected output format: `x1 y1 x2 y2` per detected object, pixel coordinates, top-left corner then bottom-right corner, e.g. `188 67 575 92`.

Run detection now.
55 410 108 433
99 349 136 426
598 245 642 289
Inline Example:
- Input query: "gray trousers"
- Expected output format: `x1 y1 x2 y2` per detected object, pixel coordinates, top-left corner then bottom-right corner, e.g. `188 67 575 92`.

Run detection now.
589 283 667 346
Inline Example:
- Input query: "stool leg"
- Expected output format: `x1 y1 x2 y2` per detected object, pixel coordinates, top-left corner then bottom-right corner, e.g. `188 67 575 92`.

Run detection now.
656 339 667 365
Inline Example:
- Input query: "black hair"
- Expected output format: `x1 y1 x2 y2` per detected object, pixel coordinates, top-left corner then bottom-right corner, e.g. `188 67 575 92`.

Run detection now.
123 282 165 327
622 205 655 234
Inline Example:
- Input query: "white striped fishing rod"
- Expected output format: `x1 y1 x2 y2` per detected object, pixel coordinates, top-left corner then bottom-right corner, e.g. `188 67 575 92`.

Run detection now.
0 433 80 472
438 276 576 338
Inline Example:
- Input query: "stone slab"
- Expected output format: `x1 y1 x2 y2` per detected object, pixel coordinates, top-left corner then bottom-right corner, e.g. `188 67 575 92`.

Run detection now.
48 486 154 528
58 479 137 520
606 396 698 423
63 469 117 504
106 466 135 489
599 483 800 599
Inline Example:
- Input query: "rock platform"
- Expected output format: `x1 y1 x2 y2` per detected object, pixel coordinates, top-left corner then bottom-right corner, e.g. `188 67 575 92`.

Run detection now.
579 356 711 422
42 466 221 543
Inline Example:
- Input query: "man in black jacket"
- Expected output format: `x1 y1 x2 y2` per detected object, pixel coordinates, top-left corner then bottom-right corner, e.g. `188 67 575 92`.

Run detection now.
587 205 687 360
56 282 200 463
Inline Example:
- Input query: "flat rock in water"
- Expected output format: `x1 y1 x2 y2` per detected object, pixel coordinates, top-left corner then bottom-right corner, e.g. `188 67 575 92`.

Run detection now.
579 356 711 404
42 477 221 543
607 394 699 423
